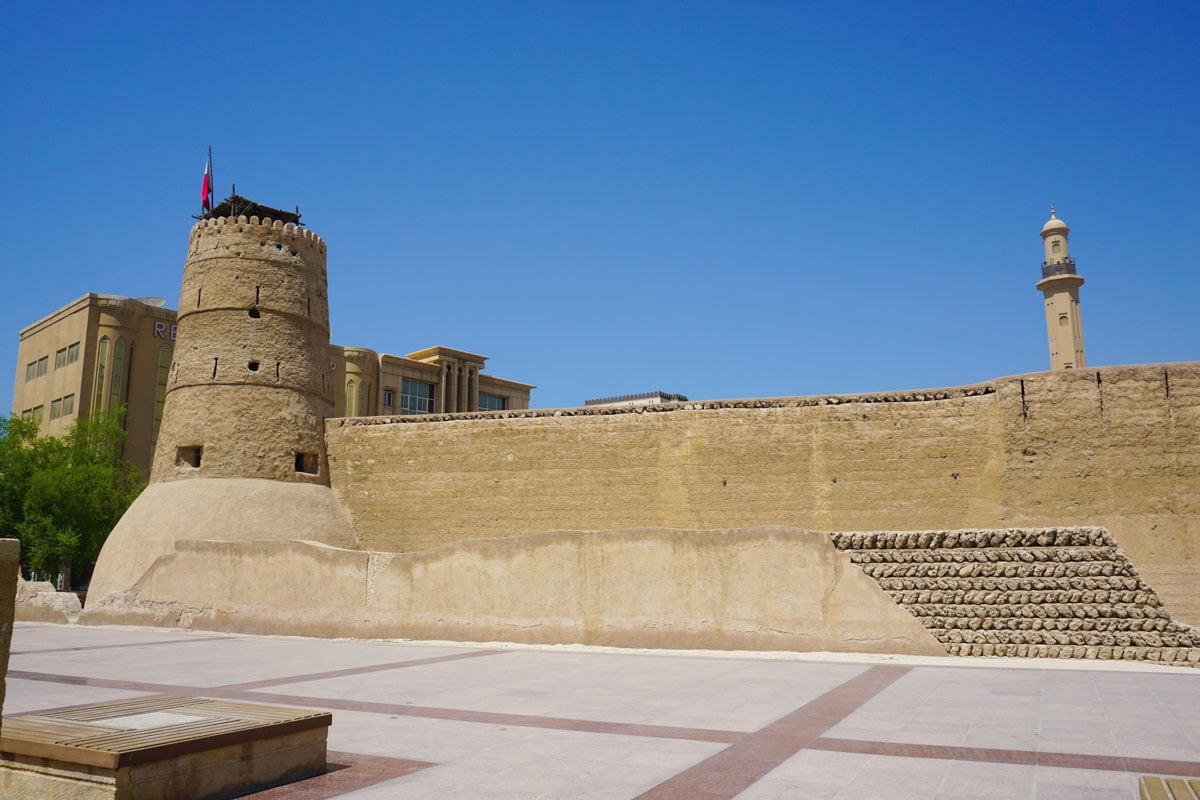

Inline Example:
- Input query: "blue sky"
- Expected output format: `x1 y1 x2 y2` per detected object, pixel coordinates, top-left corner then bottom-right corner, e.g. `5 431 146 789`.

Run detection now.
2 2 1197 410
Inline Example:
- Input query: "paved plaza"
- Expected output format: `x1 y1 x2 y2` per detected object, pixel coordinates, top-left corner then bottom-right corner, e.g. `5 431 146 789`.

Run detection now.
5 622 1200 799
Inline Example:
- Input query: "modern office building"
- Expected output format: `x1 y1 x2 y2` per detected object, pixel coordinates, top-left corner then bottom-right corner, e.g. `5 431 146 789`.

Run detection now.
336 345 532 418
13 294 533 474
12 294 177 474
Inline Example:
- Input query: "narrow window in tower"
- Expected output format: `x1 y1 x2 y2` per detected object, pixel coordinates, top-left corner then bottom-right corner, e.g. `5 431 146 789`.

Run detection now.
197 288 202 308
294 452 319 475
275 362 281 379
255 286 261 305
1059 314 1069 327
212 357 219 379
177 446 202 468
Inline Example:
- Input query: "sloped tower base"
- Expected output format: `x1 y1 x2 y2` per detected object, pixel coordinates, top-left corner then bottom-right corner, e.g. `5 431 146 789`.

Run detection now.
88 478 359 601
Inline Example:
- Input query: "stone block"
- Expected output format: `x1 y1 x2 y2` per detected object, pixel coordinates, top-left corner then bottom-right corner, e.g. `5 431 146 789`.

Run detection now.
0 696 330 800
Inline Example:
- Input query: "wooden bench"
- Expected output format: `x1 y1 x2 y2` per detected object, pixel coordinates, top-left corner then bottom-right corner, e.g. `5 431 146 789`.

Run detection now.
1141 775 1200 800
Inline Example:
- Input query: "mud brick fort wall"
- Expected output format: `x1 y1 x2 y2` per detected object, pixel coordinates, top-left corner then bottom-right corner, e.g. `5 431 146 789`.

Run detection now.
326 362 1200 626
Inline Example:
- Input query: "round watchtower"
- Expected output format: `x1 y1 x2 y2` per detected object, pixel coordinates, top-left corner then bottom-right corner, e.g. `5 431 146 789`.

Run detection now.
89 202 357 602
152 215 333 483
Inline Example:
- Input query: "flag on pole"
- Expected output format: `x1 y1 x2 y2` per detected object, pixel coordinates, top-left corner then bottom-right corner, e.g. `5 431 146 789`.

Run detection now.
201 149 213 213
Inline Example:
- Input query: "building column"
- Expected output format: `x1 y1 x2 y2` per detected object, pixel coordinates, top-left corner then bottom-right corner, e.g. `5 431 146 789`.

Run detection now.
457 363 469 412
446 363 458 413
467 367 478 412
437 363 449 413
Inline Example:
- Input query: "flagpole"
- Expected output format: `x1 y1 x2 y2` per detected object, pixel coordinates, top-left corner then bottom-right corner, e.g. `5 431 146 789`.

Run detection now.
207 145 214 214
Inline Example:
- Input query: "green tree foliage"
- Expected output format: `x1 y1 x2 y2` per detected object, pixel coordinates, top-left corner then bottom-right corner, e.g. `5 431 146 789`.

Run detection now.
0 410 145 590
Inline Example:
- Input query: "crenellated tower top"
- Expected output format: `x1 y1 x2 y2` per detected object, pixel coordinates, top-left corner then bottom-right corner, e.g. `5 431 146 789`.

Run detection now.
151 197 336 483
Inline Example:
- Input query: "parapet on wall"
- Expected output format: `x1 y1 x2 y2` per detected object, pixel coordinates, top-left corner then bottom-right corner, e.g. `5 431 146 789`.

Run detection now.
326 363 1200 625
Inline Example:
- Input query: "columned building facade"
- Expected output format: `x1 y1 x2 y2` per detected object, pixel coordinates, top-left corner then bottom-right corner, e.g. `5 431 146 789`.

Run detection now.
334 345 531 417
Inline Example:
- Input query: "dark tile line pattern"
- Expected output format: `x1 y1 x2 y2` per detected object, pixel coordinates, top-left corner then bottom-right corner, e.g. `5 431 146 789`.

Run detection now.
11 665 1200 795
241 751 435 799
237 689 748 744
812 737 1200 779
7 670 746 744
634 664 911 800
8 670 191 696
216 648 511 690
10 635 231 656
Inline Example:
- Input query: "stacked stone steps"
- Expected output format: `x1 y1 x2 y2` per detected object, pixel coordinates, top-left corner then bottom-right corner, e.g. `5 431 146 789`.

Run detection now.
830 528 1200 666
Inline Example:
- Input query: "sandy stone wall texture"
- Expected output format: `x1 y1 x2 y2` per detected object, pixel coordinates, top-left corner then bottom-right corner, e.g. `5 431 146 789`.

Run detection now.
326 363 1200 624
78 527 1200 664
81 528 945 655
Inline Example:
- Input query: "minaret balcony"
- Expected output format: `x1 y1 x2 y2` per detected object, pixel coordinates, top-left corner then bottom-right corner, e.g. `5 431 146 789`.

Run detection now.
1041 258 1077 278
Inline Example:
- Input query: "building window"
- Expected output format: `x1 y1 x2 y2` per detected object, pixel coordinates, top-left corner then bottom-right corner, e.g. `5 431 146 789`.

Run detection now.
55 348 67 369
30 405 43 423
153 346 171 437
109 338 127 411
63 394 75 416
50 398 63 420
383 389 395 408
94 337 109 411
400 378 435 415
36 356 48 377
67 342 80 364
479 392 506 412
346 379 358 417
25 362 36 382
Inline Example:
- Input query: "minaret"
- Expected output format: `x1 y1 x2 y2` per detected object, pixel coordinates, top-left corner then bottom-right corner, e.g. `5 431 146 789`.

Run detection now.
88 198 358 601
1036 206 1086 370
